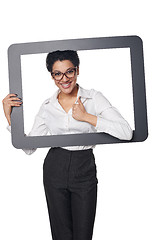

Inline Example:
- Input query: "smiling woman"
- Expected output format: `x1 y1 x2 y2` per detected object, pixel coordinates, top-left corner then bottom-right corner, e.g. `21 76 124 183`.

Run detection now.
3 49 133 240
51 60 79 96
20 47 135 138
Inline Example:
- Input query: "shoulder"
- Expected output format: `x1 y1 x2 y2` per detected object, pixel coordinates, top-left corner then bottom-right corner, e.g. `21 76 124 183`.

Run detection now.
43 97 51 105
40 89 59 106
37 95 54 114
78 84 99 99
79 85 111 111
87 87 112 110
38 98 51 110
81 85 109 102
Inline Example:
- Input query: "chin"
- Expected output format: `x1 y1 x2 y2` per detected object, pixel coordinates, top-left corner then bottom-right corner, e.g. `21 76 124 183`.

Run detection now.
61 88 73 94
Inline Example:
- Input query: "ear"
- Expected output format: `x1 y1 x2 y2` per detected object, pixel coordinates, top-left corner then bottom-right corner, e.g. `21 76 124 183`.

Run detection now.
77 67 79 76
51 73 54 80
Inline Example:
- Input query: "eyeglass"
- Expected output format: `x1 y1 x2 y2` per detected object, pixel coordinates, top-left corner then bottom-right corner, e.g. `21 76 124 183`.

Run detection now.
51 67 77 81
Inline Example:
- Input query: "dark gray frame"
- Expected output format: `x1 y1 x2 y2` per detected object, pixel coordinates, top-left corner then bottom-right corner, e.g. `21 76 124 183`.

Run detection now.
8 36 148 149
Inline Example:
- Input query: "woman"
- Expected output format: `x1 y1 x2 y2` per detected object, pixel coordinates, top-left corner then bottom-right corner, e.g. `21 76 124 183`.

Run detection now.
2 50 133 240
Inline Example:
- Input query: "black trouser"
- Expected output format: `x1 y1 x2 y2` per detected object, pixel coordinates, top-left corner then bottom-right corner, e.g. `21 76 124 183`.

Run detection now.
43 147 98 240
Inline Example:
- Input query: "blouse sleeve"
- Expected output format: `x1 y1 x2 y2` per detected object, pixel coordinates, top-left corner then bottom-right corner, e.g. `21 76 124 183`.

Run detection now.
7 103 49 155
94 91 133 140
27 103 49 137
23 103 50 154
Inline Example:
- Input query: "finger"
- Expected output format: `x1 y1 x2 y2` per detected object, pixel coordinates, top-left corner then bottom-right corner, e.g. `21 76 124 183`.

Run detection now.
9 101 22 106
72 104 77 110
72 108 75 113
6 93 18 98
8 97 21 101
72 112 77 118
10 104 22 107
14 104 22 107
3 95 18 102
77 96 82 104
7 99 22 105
73 103 77 107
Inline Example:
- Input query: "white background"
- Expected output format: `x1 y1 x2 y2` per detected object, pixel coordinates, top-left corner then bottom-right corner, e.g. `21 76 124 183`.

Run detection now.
0 1 159 240
21 48 134 134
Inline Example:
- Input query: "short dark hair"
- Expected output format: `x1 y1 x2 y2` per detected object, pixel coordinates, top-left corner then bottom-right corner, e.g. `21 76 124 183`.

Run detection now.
46 50 80 73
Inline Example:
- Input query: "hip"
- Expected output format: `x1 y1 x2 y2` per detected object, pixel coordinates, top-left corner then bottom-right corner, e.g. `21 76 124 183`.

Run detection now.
43 147 98 188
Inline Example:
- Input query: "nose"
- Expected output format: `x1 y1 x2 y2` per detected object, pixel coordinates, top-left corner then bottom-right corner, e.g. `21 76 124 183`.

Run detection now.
60 74 69 82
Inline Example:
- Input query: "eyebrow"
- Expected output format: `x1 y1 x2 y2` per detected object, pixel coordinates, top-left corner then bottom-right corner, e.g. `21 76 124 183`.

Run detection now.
52 67 75 72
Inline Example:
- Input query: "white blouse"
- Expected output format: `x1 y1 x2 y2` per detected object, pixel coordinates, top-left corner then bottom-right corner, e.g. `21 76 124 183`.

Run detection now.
8 84 133 154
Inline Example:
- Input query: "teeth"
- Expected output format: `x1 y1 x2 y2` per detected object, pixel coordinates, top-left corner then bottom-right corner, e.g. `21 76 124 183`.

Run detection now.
62 83 70 86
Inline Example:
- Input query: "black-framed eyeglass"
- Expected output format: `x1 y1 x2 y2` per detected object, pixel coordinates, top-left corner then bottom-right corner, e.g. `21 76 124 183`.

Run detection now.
51 67 77 81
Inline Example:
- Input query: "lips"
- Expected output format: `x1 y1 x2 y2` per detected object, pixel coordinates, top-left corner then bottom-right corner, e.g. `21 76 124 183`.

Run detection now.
60 81 72 89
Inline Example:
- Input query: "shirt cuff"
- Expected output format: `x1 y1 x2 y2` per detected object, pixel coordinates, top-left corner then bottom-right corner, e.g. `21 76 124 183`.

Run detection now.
7 125 11 133
6 125 36 155
95 115 133 140
22 148 37 155
95 116 106 132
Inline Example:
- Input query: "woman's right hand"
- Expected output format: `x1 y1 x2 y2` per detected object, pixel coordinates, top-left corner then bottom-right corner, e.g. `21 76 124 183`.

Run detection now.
2 94 22 126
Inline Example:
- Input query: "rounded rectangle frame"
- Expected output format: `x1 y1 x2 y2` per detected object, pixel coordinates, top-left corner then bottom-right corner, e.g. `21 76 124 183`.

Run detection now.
8 36 148 149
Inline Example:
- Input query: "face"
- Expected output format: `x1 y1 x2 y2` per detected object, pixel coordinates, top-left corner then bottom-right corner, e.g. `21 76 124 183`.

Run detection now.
51 60 79 95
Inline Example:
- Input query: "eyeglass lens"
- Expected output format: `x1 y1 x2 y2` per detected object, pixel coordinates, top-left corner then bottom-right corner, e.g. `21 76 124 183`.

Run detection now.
52 68 76 81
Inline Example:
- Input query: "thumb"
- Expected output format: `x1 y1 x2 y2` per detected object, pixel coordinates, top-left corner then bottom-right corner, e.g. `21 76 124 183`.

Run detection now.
78 96 82 104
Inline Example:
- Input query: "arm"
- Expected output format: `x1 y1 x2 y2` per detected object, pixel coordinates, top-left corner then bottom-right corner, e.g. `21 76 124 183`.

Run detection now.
93 91 133 140
2 94 22 126
2 94 33 154
22 105 49 155
83 112 97 127
72 97 97 126
72 94 133 141
2 94 49 155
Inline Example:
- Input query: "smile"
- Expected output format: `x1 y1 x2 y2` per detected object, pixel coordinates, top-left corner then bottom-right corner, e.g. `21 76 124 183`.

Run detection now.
60 81 72 89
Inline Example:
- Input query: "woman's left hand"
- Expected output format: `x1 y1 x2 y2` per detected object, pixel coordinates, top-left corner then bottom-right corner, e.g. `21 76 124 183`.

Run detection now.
72 97 87 121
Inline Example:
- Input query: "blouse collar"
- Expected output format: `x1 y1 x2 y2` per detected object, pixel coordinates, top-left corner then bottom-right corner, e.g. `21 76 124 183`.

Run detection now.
48 83 92 105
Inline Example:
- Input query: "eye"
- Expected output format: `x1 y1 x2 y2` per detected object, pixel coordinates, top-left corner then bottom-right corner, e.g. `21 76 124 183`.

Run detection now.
54 72 61 76
66 69 74 74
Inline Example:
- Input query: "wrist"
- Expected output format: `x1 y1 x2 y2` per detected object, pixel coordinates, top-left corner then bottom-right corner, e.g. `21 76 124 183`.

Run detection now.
7 119 11 126
5 114 11 126
83 112 90 122
84 112 97 127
